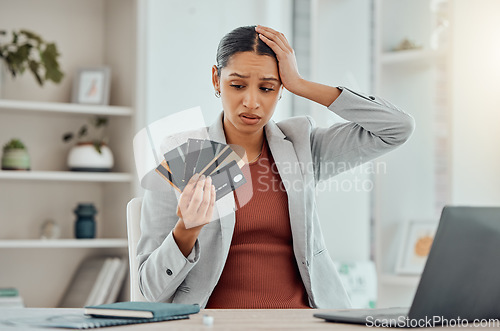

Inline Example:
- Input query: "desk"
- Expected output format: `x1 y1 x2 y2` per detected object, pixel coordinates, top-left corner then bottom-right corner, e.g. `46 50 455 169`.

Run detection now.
128 309 500 330
2 309 500 330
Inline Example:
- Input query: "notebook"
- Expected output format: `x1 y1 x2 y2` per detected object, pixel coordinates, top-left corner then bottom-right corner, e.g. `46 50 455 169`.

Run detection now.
314 206 500 328
84 301 199 319
0 302 199 329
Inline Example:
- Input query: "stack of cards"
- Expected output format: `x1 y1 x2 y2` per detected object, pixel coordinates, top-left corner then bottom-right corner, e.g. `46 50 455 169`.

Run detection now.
155 139 248 201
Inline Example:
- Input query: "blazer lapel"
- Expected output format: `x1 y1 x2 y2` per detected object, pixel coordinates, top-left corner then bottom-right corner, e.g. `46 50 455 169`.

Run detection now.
207 112 236 260
265 120 308 264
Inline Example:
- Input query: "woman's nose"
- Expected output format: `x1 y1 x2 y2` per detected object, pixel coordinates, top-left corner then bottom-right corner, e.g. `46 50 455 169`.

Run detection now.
242 88 260 109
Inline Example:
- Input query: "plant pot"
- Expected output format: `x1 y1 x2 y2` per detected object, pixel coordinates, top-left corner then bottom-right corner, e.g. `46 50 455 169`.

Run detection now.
1 148 31 170
67 142 114 172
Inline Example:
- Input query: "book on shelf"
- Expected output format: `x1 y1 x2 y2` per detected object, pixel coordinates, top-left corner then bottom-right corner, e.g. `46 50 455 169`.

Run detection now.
59 256 127 308
0 287 19 297
92 257 127 306
0 287 24 308
104 258 128 304
84 258 113 307
59 256 107 308
84 301 200 319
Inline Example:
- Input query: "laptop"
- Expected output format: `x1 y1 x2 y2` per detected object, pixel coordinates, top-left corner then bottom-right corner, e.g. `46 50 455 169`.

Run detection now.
314 206 500 327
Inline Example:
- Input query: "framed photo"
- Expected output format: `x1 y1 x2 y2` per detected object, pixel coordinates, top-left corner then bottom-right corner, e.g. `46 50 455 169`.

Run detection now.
72 67 111 105
396 220 438 275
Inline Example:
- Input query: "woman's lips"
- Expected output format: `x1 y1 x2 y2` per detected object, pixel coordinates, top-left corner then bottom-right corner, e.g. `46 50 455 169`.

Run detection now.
239 113 261 125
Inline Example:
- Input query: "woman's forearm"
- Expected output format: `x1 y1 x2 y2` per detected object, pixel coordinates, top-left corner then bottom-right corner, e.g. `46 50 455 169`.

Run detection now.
288 78 342 107
172 219 201 257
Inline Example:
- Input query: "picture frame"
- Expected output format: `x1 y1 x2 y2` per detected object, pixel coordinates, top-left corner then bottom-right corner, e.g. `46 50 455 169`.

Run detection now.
71 67 111 105
395 220 438 275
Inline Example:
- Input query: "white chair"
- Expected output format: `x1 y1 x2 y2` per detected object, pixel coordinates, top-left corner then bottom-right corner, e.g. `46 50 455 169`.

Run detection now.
126 197 147 301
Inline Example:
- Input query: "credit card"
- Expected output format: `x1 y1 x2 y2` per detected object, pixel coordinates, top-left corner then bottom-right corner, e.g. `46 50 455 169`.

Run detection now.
164 142 188 190
210 160 247 200
155 160 181 193
183 138 205 183
209 144 246 174
199 145 233 177
194 140 224 175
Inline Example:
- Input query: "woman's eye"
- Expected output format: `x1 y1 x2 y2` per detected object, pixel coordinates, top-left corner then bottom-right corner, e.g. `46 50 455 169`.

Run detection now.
230 84 244 89
260 87 275 92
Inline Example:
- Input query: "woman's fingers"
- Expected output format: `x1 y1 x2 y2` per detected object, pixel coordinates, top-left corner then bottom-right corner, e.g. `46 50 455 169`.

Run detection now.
204 184 216 221
176 173 217 229
186 174 207 214
255 25 302 94
256 25 293 53
178 173 200 211
198 177 214 218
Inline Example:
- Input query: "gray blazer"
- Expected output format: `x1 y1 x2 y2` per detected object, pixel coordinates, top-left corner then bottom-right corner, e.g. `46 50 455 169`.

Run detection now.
137 86 415 308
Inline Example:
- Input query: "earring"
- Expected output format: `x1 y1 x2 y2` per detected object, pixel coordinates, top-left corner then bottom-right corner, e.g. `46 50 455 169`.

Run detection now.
278 95 282 100
215 90 221 98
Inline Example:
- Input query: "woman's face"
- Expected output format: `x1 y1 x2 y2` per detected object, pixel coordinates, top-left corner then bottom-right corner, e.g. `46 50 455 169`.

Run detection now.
212 51 282 139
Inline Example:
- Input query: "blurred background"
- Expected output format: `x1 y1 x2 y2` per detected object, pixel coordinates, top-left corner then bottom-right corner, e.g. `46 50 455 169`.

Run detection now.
0 0 499 309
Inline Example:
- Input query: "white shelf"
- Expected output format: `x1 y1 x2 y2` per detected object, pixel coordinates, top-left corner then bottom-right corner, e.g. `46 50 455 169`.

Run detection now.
0 99 133 117
380 49 445 66
380 273 420 287
0 170 133 182
0 239 128 248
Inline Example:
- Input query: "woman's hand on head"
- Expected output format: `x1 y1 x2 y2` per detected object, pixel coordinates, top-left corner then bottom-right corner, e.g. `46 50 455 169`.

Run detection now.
175 173 216 230
255 25 304 94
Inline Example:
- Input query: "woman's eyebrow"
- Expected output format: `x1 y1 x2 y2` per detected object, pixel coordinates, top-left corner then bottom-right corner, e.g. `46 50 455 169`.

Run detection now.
228 72 249 78
260 77 280 83
228 72 280 83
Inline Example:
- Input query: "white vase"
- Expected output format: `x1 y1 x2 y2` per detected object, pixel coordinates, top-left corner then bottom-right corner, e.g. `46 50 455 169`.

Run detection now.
67 142 114 172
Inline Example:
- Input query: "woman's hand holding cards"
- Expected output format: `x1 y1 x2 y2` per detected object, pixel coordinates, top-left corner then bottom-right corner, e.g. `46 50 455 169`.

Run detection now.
173 174 216 257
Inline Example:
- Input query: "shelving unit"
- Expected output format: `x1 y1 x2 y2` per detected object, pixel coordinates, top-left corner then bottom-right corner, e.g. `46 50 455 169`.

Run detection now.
380 49 445 66
372 0 452 307
0 0 138 308
0 239 128 248
0 170 132 182
0 100 133 116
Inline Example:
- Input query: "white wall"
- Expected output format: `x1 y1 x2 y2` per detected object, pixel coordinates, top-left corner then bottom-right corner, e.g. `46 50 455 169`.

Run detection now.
310 0 372 262
142 0 293 127
451 0 500 205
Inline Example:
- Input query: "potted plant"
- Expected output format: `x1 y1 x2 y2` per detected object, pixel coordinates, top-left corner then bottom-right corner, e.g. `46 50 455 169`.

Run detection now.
0 29 64 93
1 138 31 170
62 116 114 172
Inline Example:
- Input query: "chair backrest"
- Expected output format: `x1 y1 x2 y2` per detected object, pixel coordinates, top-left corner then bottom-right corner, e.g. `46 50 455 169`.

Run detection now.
126 197 146 301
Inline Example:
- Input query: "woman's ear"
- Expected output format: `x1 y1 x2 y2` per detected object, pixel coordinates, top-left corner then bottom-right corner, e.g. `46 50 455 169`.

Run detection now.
212 65 220 93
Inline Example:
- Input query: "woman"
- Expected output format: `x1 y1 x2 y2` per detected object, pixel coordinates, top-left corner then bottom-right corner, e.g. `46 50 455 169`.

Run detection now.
137 25 414 309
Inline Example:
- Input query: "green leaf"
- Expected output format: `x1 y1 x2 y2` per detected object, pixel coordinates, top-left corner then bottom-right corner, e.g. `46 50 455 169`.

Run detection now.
78 125 88 138
41 43 64 83
28 60 43 86
95 116 108 128
3 138 27 152
62 133 74 142
93 141 103 154
19 30 43 45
